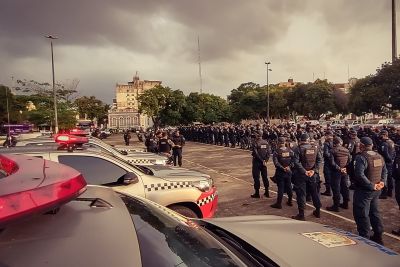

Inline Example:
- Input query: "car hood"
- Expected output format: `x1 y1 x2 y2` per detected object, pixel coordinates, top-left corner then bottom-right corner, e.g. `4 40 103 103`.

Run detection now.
141 165 210 180
204 215 399 267
125 152 167 161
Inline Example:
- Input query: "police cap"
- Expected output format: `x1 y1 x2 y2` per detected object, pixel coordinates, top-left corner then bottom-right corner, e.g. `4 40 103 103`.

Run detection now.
349 129 357 135
325 131 333 137
333 136 343 145
360 137 373 146
278 137 286 144
379 130 389 136
300 133 309 141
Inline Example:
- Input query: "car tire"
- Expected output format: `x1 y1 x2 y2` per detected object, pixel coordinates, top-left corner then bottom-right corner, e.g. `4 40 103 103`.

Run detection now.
169 205 198 218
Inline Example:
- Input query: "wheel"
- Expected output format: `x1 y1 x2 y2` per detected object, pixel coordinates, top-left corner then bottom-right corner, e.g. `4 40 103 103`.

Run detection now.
169 205 199 218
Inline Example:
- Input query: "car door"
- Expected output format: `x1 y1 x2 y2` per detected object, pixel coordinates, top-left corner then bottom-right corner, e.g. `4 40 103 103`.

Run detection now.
55 154 145 197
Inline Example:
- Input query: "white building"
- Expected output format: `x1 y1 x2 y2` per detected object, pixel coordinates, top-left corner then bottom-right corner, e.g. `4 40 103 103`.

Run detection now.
108 74 161 130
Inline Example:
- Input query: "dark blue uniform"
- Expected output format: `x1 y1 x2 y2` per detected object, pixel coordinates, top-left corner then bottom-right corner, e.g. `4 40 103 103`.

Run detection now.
271 145 293 207
293 142 322 219
251 138 270 197
378 138 395 198
353 150 387 241
322 139 333 195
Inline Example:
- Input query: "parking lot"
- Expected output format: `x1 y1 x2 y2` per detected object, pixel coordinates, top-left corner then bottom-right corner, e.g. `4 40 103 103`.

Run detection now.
106 134 400 253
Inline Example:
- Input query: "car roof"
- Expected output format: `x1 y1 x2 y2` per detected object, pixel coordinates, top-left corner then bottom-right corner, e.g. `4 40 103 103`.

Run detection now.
0 186 142 267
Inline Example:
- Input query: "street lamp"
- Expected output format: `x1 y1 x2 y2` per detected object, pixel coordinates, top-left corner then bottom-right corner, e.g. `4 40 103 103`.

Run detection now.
45 35 59 134
265 61 272 125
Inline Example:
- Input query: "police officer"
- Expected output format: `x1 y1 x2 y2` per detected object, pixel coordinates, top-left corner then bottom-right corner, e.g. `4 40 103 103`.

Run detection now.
346 129 361 190
171 130 185 167
326 137 350 212
250 133 271 198
123 130 131 146
292 133 322 221
271 137 293 209
322 131 334 196
378 130 395 199
353 137 387 245
158 132 174 155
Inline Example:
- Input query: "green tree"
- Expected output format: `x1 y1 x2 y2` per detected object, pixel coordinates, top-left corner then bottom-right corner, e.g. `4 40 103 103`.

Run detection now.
74 96 109 122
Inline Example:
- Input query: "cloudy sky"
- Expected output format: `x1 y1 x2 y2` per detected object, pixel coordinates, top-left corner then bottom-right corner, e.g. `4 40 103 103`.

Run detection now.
0 0 395 103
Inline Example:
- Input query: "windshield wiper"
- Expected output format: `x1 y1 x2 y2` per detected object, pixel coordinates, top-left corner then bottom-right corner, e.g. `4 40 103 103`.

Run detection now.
200 223 279 267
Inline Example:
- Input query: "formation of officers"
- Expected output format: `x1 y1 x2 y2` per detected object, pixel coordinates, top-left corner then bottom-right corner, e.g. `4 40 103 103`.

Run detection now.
180 123 400 245
143 130 186 167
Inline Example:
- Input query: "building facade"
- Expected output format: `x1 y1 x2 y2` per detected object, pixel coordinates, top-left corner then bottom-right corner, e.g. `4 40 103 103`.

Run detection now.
108 74 161 130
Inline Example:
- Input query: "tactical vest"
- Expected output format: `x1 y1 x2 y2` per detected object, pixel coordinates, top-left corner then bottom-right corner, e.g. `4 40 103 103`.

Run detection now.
158 138 171 153
300 144 318 171
386 139 395 160
332 146 350 168
255 140 270 161
277 147 292 167
361 151 383 184
172 136 184 147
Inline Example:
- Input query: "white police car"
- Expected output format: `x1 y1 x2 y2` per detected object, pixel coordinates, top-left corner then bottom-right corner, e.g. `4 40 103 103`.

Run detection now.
0 154 399 267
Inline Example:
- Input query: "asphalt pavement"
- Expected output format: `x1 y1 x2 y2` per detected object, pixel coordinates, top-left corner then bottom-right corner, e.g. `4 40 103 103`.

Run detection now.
105 134 400 253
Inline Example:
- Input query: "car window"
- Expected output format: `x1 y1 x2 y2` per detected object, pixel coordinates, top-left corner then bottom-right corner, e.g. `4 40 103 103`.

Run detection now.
120 195 245 267
58 155 127 185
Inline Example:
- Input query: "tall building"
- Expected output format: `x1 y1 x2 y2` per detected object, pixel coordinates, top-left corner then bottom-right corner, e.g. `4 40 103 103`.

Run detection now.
278 78 300 88
108 74 161 130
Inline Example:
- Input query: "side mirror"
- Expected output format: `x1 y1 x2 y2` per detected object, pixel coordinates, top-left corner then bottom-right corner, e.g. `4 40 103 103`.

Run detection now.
121 172 139 185
121 150 128 155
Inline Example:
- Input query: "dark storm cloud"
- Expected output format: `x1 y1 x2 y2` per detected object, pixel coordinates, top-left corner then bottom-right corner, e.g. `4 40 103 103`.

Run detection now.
0 0 307 61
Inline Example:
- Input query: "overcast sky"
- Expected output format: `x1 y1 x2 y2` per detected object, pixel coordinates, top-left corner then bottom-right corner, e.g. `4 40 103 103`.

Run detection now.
0 0 395 103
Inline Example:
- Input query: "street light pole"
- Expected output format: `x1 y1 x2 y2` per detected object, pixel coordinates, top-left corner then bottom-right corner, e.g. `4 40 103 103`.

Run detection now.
265 61 272 125
45 35 59 134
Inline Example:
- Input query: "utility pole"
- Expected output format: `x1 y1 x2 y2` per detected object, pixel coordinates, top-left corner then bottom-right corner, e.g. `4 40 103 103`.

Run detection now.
393 0 397 62
45 35 59 134
197 36 203 94
265 62 272 125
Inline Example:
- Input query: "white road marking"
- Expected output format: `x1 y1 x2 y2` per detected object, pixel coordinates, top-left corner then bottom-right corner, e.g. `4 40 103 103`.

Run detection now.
184 144 400 242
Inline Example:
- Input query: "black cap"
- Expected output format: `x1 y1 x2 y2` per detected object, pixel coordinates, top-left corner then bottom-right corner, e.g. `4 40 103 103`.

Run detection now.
300 133 309 141
325 131 333 137
349 129 357 135
278 137 286 144
380 130 388 136
333 137 343 145
360 137 373 146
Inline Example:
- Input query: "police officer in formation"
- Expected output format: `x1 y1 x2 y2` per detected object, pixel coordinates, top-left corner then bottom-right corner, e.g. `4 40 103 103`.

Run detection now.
250 133 271 198
292 133 322 220
353 137 387 245
377 130 395 199
271 137 293 209
326 136 350 212
171 130 186 167
322 131 334 196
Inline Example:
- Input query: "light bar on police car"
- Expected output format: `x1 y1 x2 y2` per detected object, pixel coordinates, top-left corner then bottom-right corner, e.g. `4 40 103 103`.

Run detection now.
55 134 89 145
0 154 87 226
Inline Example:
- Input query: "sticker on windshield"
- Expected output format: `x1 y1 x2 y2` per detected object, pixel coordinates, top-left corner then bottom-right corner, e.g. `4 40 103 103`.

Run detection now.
301 232 356 248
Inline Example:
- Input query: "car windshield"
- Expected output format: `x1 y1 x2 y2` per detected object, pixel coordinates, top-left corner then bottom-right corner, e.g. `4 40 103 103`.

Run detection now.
90 137 125 155
120 195 247 267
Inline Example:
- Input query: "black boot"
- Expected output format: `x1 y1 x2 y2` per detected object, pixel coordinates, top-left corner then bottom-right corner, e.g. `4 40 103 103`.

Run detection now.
370 233 384 245
287 198 293 206
321 188 332 196
264 191 271 198
270 203 282 209
313 209 321 218
339 202 349 209
292 214 305 221
391 229 400 236
326 205 339 212
251 191 260 198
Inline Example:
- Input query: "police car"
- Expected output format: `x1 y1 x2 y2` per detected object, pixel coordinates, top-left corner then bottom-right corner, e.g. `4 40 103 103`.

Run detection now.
1 154 399 267
12 135 168 165
0 134 218 218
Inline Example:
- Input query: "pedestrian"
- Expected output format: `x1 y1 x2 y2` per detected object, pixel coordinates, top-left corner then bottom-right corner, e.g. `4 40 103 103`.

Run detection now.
123 130 131 146
292 133 322 221
158 131 174 163
270 137 293 209
326 137 350 212
353 137 387 245
250 133 271 198
171 130 185 167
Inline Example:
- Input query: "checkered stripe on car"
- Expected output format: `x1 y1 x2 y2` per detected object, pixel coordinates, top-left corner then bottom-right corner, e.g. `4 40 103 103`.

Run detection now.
197 193 216 206
127 158 153 164
144 181 193 192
